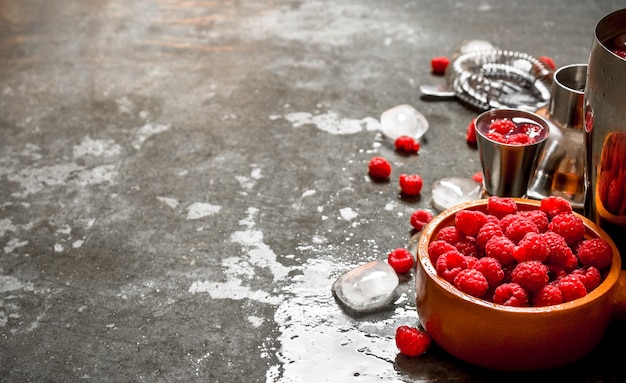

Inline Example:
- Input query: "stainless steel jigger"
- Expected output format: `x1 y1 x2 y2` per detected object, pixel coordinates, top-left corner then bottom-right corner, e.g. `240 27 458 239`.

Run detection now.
527 64 588 210
476 109 550 197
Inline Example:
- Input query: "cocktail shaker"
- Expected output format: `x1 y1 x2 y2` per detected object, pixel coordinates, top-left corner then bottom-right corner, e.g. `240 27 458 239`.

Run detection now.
584 8 626 259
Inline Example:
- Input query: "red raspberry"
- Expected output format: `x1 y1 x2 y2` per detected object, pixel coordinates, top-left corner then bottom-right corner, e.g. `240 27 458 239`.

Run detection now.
472 257 505 287
410 209 433 231
395 135 420 153
499 213 519 232
558 274 587 302
466 119 477 146
511 260 549 293
538 56 557 71
576 238 613 270
493 283 529 307
455 209 489 237
543 231 577 269
454 236 481 258
540 196 572 218
395 326 431 357
486 196 517 219
476 221 504 249
464 255 479 269
512 232 549 263
368 156 392 179
430 56 450 75
505 217 539 244
489 119 516 135
436 250 469 283
532 284 563 307
399 174 423 196
518 210 549 233
548 213 585 247
387 248 415 274
571 266 602 292
547 264 569 282
453 269 489 298
484 235 516 266
436 226 465 244
506 133 536 145
428 240 457 265
471 172 483 184
486 131 506 143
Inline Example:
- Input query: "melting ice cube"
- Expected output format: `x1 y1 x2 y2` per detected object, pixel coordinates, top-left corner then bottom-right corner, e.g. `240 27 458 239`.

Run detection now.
431 177 483 211
379 104 429 141
331 260 399 314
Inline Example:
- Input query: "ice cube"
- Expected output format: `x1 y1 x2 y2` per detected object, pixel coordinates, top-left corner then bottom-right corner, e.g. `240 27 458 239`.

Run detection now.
331 260 399 314
431 177 483 211
379 104 429 141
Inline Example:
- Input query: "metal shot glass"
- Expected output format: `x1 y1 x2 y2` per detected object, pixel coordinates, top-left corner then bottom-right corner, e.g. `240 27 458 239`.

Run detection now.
476 109 550 197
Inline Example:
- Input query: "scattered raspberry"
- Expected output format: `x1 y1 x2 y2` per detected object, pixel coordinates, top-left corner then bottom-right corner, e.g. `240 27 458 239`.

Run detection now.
543 231 578 269
505 217 539 244
558 274 587 302
387 248 415 274
395 135 420 153
368 156 392 179
512 232 549 263
428 240 457 265
484 235 516 266
511 260 549 293
538 56 556 71
472 257 505 287
454 269 489 298
493 283 529 307
571 266 602 292
540 196 572 218
399 174 423 196
471 172 483 184
518 210 549 233
430 56 450 75
532 284 563 307
395 326 431 357
436 250 469 283
576 238 613 270
476 221 504 249
436 226 465 244
548 213 585 247
455 209 489 237
410 209 433 231
466 119 477 146
487 196 518 219
454 236 481 258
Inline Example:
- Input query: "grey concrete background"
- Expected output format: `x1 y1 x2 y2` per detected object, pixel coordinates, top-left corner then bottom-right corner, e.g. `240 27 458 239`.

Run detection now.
1 1 625 382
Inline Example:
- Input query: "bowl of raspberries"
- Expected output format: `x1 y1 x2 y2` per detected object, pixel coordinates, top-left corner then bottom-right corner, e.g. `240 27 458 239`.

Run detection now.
415 196 624 371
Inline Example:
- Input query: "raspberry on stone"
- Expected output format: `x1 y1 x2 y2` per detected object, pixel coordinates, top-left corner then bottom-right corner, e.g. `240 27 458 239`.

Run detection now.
505 217 539 244
558 274 587 302
466 119 477 146
512 232 549 263
548 213 585 247
427 240 457 265
453 269 489 298
484 235 516 266
410 209 433 231
387 248 415 274
487 196 518 219
472 257 505 287
399 174 423 196
431 56 450 75
395 325 431 357
368 156 392 179
540 196 572 218
436 250 469 283
455 209 489 237
576 238 613 270
493 283 529 307
532 284 563 307
511 260 549 293
395 135 421 153
538 56 557 71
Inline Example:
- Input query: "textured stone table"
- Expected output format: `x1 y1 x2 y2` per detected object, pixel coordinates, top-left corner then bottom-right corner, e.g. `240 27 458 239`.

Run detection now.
1 1 625 382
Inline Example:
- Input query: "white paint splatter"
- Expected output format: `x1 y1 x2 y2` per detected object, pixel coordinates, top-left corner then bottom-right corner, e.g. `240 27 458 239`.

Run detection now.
339 207 358 221
73 137 122 159
247 315 264 328
284 111 380 135
236 166 263 191
0 218 16 238
132 123 170 150
230 229 291 281
72 239 84 248
53 244 64 253
0 275 27 293
188 278 283 305
239 207 258 228
301 190 316 198
157 196 180 209
186 202 221 220
3 238 28 254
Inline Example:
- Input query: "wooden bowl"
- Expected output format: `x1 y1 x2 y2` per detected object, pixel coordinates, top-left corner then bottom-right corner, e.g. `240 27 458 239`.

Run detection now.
415 198 626 371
